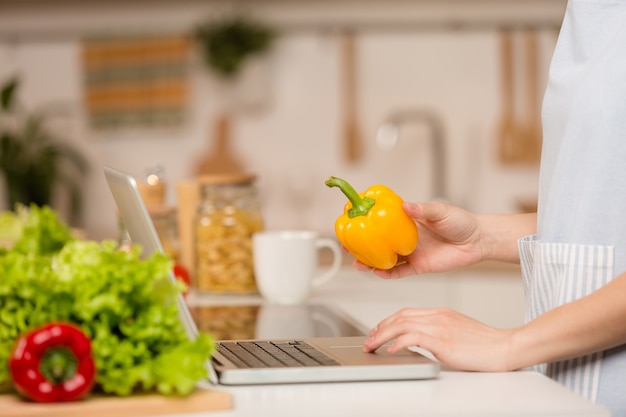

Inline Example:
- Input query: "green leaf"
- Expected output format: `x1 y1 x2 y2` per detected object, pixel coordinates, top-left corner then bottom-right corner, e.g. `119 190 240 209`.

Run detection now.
0 80 89 223
153 333 215 396
196 17 275 77
11 205 74 255
0 77 18 111
0 211 22 242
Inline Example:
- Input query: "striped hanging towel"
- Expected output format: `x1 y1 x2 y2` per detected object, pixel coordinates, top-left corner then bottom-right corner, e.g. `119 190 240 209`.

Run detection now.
82 32 191 129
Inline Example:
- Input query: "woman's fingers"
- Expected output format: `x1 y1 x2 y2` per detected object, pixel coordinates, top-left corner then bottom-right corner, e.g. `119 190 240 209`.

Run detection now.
403 201 449 223
373 261 417 279
364 308 439 352
362 308 513 371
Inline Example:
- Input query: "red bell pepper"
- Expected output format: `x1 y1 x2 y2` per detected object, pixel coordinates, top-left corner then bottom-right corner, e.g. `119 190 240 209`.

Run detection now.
9 322 96 402
173 262 191 295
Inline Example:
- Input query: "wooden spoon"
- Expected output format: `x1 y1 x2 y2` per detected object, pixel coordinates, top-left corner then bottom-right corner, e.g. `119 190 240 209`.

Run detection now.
497 29 519 163
341 30 362 163
521 28 542 163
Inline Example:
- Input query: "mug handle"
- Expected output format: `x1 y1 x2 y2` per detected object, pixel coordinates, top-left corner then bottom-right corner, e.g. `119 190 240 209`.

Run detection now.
312 238 343 287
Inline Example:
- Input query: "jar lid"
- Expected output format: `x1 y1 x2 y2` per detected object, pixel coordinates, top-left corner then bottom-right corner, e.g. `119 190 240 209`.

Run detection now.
148 205 176 218
197 173 257 185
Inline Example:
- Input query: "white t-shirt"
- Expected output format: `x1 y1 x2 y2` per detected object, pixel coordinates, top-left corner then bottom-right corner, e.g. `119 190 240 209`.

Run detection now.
521 0 626 414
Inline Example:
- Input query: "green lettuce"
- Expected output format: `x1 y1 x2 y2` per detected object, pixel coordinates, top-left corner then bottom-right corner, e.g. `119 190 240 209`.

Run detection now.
3 204 75 255
0 206 214 396
0 211 22 245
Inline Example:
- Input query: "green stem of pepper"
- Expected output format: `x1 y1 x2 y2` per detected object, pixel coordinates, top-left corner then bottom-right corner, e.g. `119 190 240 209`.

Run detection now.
39 347 78 384
325 176 375 218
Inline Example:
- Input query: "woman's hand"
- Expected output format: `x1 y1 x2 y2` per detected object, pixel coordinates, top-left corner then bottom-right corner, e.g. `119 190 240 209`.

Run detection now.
354 201 484 278
363 307 516 372
353 201 536 279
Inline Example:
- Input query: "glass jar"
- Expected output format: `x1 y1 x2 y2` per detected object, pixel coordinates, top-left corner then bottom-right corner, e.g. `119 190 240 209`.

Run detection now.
152 206 179 261
194 174 263 294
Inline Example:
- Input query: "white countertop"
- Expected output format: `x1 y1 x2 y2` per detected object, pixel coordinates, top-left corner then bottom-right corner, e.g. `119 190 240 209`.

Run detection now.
177 267 610 417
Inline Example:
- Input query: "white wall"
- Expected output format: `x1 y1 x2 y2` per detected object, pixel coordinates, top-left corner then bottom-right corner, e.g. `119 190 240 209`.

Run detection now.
0 6 558 241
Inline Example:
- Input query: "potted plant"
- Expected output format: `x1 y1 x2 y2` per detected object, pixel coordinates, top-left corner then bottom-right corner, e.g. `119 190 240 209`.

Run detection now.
195 16 275 79
195 16 277 111
0 76 89 225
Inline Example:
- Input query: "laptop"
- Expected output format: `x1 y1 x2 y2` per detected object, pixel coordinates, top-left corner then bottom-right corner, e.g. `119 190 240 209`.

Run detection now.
104 166 440 385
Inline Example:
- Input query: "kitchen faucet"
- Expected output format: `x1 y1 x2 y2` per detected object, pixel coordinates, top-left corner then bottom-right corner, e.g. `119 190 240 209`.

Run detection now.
376 109 447 202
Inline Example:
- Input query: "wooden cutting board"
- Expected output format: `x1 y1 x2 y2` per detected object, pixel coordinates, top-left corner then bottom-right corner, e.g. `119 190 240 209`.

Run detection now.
0 388 232 417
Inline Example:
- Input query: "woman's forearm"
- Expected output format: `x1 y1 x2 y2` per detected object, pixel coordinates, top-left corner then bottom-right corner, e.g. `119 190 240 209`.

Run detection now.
507 271 626 370
478 212 537 264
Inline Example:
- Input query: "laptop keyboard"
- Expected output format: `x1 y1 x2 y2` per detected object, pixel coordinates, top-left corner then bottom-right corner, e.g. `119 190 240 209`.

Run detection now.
217 340 340 368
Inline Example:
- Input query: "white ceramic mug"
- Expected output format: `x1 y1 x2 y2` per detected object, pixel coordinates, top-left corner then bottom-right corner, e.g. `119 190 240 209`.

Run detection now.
252 230 342 305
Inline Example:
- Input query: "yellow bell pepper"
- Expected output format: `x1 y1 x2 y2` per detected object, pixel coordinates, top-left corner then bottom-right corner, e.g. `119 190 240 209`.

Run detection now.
325 176 418 270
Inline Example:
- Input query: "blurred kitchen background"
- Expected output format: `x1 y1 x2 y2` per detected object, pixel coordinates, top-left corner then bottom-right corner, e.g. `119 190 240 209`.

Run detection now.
0 0 566 242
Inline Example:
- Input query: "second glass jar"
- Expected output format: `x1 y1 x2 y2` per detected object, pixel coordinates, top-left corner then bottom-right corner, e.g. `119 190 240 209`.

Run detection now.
195 174 263 294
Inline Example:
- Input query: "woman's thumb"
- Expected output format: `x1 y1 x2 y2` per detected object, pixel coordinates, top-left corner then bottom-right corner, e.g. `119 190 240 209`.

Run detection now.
403 201 448 222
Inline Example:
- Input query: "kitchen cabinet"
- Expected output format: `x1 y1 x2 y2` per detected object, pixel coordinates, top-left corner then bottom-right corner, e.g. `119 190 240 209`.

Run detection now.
0 0 567 41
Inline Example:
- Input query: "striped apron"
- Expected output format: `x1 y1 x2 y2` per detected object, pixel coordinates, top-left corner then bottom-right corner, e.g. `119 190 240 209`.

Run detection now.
518 235 614 402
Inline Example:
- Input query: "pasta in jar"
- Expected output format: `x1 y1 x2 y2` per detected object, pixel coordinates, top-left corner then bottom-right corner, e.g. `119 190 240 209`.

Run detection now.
195 174 263 294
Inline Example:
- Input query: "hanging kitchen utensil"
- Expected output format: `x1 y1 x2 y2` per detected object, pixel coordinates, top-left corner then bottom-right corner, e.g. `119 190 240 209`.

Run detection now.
497 28 543 165
520 28 542 163
194 113 245 176
341 30 362 163
497 28 520 163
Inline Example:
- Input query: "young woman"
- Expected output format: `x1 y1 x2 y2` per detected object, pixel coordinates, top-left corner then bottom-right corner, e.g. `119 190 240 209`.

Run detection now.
360 1 626 414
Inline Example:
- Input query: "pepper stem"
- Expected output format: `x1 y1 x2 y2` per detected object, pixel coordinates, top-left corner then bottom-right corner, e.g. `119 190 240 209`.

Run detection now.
40 347 78 384
325 176 375 218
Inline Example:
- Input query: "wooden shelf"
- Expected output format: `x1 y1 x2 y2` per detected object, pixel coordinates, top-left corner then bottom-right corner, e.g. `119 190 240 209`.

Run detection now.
0 0 566 42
